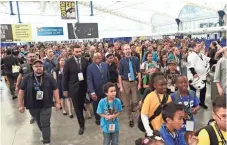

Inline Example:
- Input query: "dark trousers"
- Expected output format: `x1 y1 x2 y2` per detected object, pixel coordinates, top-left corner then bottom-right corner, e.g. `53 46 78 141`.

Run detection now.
71 94 85 128
6 74 17 96
92 98 101 122
190 80 207 104
29 108 52 144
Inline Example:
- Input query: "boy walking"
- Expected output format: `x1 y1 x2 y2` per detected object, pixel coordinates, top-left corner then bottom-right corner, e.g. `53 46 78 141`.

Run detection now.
97 82 123 145
171 75 200 133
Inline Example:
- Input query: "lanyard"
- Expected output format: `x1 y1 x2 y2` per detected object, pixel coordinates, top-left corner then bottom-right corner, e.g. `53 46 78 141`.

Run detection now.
34 76 42 87
165 125 178 145
195 52 203 61
179 94 190 109
106 98 115 115
214 123 226 145
155 91 166 108
179 93 193 119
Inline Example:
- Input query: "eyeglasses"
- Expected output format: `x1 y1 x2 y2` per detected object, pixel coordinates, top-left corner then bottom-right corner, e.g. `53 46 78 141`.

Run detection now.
33 66 43 68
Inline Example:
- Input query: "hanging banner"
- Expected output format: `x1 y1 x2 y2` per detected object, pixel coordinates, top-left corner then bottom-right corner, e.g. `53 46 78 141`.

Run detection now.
37 27 64 36
0 24 13 42
60 1 76 19
12 24 32 41
67 23 99 39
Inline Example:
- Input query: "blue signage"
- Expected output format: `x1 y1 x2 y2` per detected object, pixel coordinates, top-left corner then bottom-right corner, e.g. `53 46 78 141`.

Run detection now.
37 27 64 36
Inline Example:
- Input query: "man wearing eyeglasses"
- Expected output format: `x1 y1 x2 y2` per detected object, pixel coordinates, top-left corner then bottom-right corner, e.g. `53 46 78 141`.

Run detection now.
197 97 226 145
16 52 36 124
18 59 61 145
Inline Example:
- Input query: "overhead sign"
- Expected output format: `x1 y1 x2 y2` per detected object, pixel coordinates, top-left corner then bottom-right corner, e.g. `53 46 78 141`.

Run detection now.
37 27 64 36
68 23 99 39
60 1 76 19
0 24 13 42
12 24 32 41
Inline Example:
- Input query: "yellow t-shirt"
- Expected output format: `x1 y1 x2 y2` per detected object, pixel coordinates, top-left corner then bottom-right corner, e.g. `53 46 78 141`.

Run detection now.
141 91 172 130
198 122 226 145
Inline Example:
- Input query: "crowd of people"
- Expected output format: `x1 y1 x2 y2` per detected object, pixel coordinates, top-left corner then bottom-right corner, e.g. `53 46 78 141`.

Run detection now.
0 37 226 145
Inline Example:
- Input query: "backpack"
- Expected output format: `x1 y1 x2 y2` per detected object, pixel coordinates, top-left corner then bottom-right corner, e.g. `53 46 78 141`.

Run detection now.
172 90 195 104
137 92 169 132
194 121 219 145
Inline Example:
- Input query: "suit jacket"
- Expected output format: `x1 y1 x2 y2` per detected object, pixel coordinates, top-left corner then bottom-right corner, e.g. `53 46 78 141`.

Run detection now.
87 62 110 98
1 55 20 74
62 56 89 98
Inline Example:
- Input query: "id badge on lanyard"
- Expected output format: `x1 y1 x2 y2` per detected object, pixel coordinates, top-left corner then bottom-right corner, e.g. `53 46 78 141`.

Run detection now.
78 72 84 81
36 91 43 100
186 121 194 131
109 124 115 132
35 76 43 100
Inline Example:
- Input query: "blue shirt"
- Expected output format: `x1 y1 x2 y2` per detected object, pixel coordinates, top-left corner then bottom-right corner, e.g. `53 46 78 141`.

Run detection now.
170 91 200 132
96 98 122 133
54 50 61 57
43 57 57 74
159 124 187 145
119 56 140 81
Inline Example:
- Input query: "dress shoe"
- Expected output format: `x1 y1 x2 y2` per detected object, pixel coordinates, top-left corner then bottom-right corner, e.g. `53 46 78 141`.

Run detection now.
95 120 100 125
30 118 35 124
12 96 17 100
200 103 208 109
129 120 134 128
69 115 74 118
63 112 68 115
78 127 85 135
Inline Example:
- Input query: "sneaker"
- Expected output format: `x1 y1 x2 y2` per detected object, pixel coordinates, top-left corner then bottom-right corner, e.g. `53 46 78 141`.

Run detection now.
40 132 43 141
30 118 35 124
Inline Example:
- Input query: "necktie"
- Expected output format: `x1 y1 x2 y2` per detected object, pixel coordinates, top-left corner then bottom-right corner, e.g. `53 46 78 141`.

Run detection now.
98 64 103 73
129 59 135 81
77 58 81 71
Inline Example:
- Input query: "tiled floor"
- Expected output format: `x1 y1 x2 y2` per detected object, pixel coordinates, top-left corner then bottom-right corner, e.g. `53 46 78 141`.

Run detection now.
0 79 213 145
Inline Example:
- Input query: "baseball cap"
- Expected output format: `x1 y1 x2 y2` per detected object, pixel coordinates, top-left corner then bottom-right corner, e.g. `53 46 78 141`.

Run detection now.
167 59 177 65
32 59 43 65
147 63 158 69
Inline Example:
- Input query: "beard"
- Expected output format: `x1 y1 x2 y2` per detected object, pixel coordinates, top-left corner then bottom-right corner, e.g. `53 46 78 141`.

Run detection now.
35 71 43 76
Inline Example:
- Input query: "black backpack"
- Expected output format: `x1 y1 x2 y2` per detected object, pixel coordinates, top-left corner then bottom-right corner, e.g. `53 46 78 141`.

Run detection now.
194 120 219 145
137 92 169 132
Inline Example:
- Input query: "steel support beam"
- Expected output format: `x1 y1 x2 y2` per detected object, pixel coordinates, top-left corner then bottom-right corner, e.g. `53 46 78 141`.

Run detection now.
90 1 94 16
9 1 15 15
16 1 22 23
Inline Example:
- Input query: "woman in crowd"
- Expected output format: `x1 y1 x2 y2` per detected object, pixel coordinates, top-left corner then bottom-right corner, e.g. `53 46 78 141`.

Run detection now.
141 52 157 89
158 52 168 74
168 47 180 70
179 46 188 75
53 56 73 118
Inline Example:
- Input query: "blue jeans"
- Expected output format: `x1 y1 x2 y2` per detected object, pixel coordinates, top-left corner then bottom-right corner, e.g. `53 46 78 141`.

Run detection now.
103 131 119 145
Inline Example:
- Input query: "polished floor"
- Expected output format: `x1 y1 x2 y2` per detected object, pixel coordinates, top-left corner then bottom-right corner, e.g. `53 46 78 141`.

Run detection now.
0 78 213 145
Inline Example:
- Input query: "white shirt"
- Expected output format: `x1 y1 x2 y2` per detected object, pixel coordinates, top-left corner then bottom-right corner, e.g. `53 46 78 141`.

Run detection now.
187 51 210 80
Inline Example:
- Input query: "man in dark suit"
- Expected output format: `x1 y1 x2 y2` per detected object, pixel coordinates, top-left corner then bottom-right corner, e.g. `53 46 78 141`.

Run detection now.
1 49 20 99
63 44 89 135
87 52 110 125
